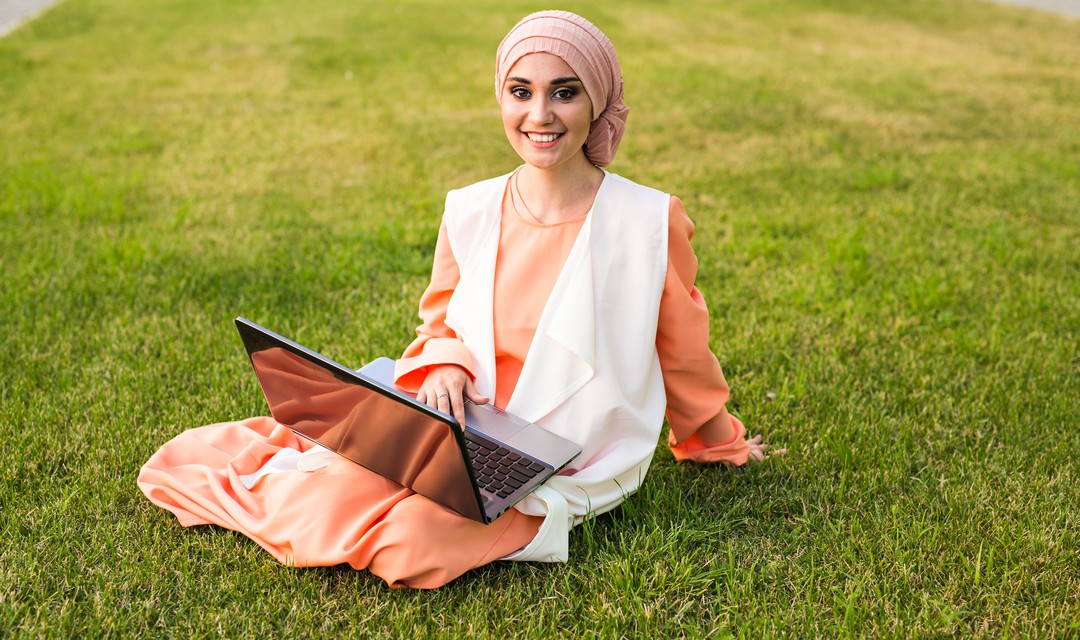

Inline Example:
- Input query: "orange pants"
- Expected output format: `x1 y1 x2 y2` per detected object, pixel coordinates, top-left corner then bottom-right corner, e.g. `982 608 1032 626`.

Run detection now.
138 417 542 588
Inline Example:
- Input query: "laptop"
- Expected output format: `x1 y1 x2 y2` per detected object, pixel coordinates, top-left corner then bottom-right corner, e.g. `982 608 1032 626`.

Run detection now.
235 317 581 524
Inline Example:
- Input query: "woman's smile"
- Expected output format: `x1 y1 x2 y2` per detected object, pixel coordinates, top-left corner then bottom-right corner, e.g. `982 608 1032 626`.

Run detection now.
525 132 562 144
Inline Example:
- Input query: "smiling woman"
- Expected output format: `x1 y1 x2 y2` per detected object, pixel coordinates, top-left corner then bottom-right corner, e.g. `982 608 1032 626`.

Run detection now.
138 9 774 590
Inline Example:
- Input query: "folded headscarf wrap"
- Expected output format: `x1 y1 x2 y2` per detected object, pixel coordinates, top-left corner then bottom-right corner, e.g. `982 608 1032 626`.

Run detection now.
495 10 629 167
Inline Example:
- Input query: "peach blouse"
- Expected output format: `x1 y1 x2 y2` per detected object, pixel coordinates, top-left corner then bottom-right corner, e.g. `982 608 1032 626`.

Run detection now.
395 195 750 465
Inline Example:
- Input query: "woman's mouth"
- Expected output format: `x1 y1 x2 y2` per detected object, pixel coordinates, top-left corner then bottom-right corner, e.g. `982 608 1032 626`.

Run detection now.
526 132 562 143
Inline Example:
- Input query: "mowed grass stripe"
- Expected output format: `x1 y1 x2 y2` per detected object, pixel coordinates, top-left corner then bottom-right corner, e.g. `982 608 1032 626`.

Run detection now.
1 0 1077 636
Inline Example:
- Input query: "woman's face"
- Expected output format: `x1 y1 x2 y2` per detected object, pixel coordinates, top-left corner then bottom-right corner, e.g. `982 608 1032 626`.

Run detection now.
501 53 594 172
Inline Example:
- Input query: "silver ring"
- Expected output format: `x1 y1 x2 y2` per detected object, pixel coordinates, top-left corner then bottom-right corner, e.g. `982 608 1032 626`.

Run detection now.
437 393 449 400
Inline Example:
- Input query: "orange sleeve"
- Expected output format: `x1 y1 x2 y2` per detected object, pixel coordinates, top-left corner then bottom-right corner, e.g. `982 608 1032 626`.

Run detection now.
393 220 477 393
658 196 751 466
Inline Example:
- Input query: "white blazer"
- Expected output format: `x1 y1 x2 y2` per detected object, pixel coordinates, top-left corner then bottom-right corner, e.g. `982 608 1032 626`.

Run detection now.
442 170 671 562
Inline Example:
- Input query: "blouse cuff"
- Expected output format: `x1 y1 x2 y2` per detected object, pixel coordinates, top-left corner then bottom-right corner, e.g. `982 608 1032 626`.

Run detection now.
668 415 750 466
393 338 477 393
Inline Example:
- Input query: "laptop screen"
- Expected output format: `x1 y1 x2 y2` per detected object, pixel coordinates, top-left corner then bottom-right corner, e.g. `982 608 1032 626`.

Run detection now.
242 331 484 522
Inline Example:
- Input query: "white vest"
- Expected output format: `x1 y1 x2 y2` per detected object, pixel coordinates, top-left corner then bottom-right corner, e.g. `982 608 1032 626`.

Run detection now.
442 170 671 562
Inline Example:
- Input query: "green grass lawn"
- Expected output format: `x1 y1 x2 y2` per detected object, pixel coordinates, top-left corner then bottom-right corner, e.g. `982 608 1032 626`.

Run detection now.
2 0 1078 636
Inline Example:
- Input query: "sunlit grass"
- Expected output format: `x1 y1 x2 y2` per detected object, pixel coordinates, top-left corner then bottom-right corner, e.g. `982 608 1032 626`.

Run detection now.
1 0 1078 636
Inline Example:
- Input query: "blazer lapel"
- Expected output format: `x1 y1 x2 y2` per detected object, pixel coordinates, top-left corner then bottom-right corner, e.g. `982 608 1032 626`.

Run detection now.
505 213 597 423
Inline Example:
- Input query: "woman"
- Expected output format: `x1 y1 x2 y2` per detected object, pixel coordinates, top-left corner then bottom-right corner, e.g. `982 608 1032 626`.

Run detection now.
139 10 769 589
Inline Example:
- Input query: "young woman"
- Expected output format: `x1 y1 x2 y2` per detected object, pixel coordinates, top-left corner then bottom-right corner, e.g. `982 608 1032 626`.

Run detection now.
139 10 770 589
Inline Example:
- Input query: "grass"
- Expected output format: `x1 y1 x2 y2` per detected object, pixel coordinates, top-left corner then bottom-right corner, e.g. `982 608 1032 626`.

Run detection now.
1 0 1078 636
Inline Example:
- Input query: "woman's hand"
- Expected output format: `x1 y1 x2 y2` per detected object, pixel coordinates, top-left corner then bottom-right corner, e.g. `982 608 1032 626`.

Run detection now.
746 433 785 462
416 364 490 427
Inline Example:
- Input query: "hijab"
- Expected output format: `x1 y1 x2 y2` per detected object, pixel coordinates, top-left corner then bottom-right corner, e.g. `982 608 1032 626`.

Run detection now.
495 11 628 167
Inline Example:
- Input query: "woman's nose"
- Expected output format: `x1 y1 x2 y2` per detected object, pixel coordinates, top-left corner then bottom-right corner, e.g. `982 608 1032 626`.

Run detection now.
528 96 554 125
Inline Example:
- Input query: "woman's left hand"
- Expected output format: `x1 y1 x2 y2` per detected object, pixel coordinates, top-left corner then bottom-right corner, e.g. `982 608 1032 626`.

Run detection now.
746 433 785 462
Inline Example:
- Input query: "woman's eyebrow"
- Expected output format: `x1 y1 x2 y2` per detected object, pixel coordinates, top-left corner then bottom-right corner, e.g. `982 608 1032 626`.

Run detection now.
506 76 583 85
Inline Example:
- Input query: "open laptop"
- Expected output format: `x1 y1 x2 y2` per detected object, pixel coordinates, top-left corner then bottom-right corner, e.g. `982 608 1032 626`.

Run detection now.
235 317 581 524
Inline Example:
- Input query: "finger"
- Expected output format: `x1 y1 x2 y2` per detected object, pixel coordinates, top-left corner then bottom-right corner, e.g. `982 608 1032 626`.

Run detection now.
422 387 440 410
444 377 465 414
436 390 451 413
426 388 444 411
449 380 470 425
463 379 490 405
450 393 466 426
416 388 428 405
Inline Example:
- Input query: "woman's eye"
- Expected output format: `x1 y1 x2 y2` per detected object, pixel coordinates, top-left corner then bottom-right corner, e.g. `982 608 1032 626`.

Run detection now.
553 88 576 100
510 87 531 100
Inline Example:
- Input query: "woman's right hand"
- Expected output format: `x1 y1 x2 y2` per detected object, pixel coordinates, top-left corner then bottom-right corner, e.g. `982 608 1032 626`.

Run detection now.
416 364 490 427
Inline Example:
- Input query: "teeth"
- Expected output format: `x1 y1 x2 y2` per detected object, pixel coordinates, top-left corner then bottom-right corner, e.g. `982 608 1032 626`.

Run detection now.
527 132 560 143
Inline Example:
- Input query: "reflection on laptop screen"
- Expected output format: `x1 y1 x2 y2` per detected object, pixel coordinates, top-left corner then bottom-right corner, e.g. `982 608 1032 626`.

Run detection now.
247 345 483 521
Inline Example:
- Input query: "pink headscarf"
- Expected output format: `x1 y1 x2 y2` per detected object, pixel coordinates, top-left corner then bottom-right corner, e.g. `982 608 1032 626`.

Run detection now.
495 10 629 167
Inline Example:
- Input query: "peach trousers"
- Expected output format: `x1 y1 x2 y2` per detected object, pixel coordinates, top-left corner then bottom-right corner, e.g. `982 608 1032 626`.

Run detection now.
138 417 542 588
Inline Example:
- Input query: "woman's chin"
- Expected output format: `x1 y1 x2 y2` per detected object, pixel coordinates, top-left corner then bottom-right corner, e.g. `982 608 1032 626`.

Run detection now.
515 149 589 173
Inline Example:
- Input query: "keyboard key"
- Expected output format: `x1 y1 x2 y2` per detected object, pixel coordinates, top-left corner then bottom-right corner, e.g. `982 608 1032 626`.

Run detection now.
467 436 495 452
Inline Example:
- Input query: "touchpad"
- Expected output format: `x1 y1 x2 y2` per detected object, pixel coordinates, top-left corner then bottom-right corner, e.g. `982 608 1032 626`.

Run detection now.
465 403 528 439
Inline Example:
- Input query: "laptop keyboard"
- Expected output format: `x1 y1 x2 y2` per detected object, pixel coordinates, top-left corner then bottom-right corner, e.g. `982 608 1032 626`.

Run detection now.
464 432 547 499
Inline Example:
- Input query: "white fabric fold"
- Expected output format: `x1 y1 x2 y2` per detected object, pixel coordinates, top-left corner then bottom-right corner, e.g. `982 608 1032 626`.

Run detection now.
238 444 335 489
501 485 571 562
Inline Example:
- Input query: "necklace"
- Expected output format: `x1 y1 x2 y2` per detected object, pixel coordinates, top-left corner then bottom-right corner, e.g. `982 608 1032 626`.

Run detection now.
512 170 546 225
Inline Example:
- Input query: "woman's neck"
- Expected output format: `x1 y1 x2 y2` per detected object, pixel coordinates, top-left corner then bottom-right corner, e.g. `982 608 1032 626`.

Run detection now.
515 155 605 224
